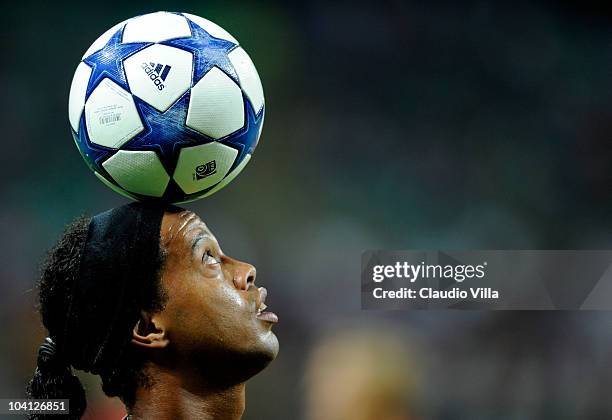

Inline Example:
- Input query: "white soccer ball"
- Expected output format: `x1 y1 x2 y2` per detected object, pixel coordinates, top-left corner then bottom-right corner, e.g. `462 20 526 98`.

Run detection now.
69 11 265 203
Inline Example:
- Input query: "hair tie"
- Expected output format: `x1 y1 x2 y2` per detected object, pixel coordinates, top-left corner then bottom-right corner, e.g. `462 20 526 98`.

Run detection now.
37 337 68 373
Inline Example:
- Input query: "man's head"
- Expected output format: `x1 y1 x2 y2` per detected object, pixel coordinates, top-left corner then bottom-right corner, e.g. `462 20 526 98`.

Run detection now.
27 204 278 418
133 209 279 384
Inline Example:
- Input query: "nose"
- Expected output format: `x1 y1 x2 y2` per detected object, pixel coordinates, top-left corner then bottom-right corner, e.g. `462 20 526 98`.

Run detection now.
231 259 256 290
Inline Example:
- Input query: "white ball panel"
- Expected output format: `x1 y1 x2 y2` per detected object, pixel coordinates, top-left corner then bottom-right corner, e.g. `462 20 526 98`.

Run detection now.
68 62 93 132
94 171 138 200
122 12 191 43
186 67 244 139
82 19 129 59
182 13 238 44
85 78 144 148
173 142 238 194
102 150 170 197
228 47 264 113
124 44 193 112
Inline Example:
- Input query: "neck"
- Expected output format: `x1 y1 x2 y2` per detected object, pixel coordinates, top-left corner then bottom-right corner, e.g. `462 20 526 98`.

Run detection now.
129 366 246 420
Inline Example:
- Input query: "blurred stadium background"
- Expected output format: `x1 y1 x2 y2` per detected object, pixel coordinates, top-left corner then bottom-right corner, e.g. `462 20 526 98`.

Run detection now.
1 0 611 418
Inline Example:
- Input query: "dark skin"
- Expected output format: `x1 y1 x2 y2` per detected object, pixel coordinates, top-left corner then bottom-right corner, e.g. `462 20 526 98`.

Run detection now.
128 210 279 420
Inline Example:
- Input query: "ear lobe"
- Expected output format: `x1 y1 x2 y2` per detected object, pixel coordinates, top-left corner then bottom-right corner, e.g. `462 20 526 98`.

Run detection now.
131 311 169 349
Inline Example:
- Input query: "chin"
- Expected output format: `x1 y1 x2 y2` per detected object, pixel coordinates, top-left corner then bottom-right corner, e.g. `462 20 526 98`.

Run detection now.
260 331 279 361
216 335 278 384
247 330 279 362
244 331 280 373
189 332 279 385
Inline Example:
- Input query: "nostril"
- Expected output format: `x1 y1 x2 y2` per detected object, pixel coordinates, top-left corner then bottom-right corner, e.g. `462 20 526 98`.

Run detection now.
246 267 256 286
247 273 255 285
233 265 256 290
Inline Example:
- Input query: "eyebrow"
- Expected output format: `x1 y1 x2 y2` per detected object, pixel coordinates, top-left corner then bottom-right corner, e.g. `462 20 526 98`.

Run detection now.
191 233 211 254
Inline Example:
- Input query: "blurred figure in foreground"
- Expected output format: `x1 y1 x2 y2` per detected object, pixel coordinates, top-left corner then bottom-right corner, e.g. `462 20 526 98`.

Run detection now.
305 326 421 420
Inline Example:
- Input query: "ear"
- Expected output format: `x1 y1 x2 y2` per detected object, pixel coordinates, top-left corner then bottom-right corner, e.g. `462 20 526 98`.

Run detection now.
131 311 169 349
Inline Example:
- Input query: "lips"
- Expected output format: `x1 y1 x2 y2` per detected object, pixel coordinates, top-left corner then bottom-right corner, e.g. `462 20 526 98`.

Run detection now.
256 286 278 324
257 311 279 323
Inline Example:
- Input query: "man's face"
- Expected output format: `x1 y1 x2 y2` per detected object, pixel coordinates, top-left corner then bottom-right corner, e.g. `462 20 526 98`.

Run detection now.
153 210 279 380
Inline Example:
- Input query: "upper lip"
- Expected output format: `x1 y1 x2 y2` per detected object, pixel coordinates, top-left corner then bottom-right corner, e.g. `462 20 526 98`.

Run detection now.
256 286 268 314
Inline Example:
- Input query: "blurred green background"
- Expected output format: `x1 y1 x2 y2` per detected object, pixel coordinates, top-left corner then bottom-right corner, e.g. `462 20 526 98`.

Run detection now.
0 0 611 419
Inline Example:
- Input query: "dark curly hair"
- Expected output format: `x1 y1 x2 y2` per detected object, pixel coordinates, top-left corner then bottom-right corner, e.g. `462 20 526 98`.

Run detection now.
26 216 167 419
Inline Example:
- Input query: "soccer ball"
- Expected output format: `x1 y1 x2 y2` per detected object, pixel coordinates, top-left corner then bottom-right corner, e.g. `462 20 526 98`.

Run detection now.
68 11 265 203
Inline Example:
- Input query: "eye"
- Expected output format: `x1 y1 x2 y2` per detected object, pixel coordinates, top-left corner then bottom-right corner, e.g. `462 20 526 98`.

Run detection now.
202 249 220 266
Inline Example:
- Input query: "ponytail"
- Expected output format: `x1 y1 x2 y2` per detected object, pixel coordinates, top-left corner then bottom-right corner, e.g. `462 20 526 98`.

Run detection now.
26 337 86 420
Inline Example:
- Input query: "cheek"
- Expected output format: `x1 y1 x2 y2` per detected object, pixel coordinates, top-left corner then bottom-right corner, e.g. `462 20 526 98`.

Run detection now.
170 276 250 339
201 282 248 324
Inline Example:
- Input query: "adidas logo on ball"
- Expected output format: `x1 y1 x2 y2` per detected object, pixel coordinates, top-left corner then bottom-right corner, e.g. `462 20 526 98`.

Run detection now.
141 62 172 91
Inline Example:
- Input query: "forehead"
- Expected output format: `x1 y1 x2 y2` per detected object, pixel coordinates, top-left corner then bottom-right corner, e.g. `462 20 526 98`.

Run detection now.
160 210 214 249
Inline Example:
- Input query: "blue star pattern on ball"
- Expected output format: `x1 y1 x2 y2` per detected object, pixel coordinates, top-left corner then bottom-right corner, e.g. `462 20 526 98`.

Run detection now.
162 19 239 84
83 27 151 98
126 93 210 174
221 95 264 172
